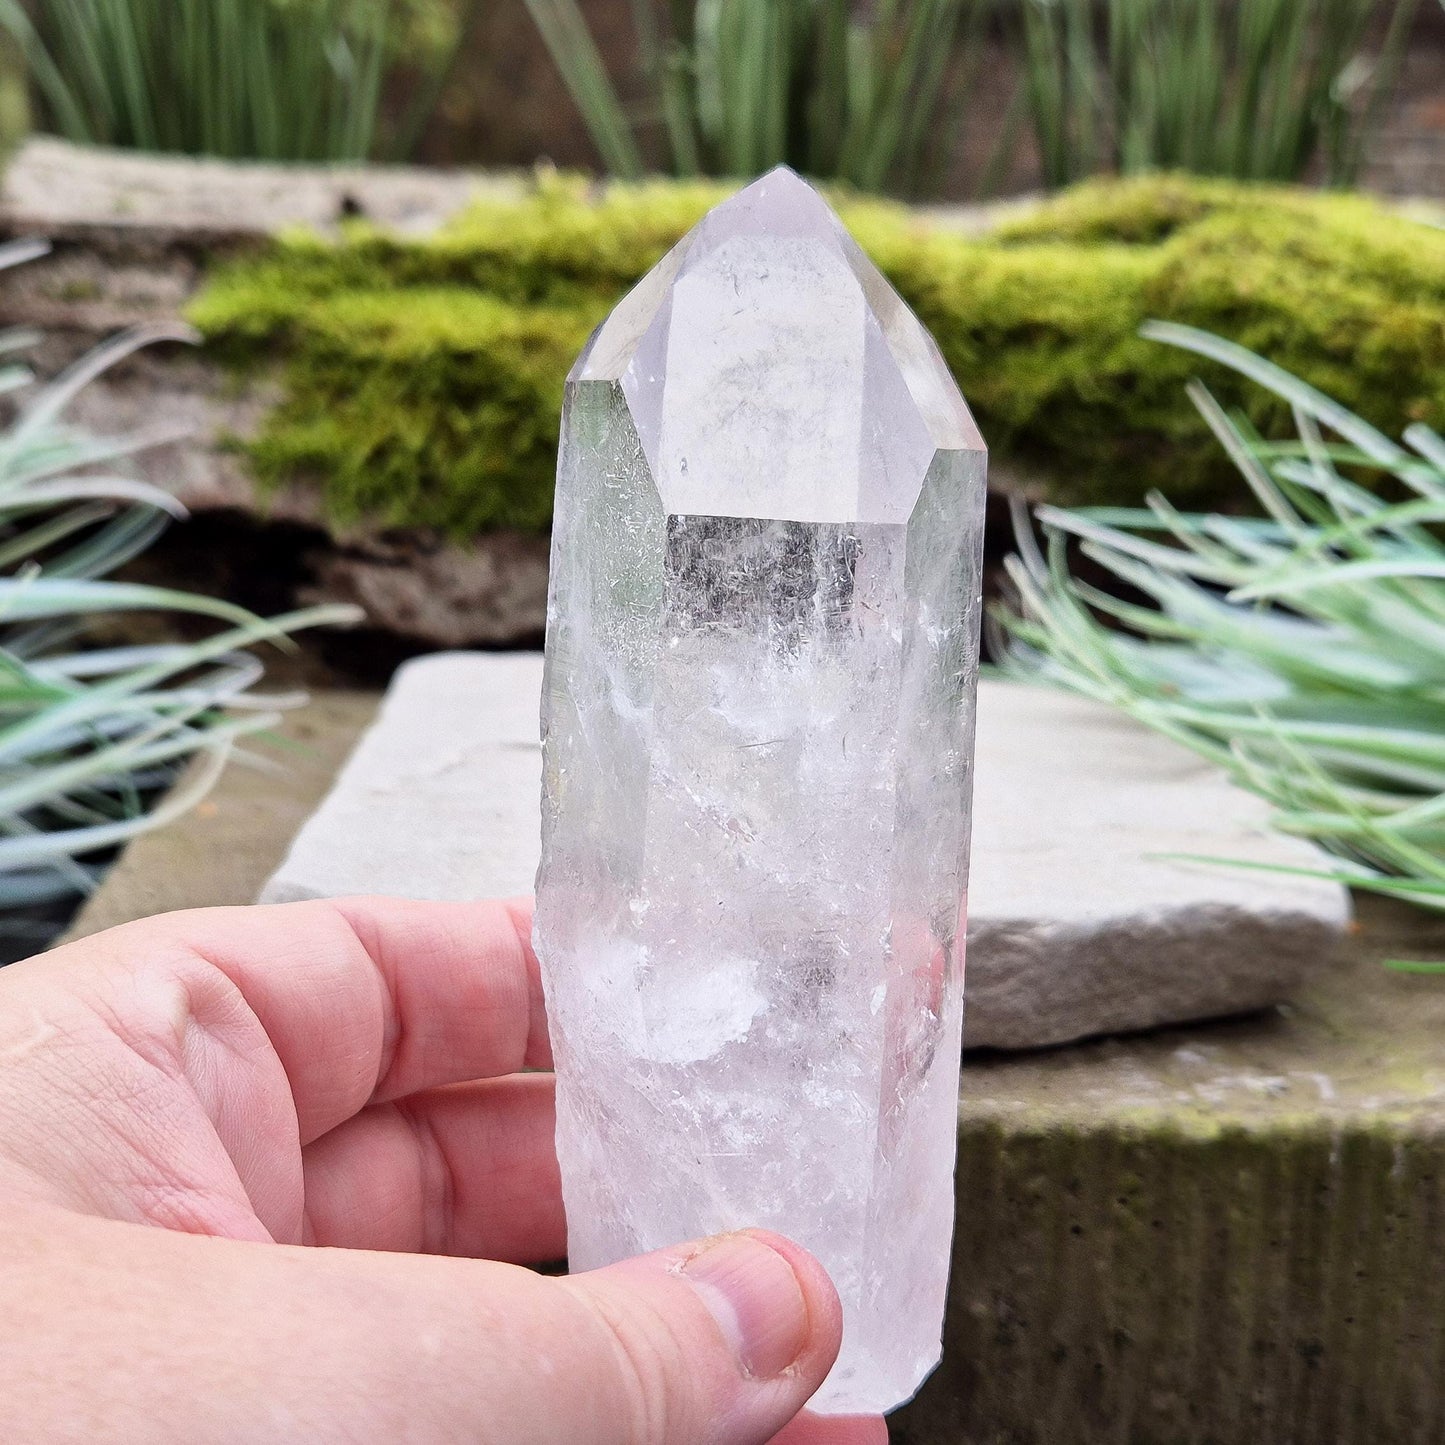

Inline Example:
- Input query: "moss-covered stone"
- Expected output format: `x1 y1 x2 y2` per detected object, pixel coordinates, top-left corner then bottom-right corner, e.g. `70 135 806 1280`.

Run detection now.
190 172 1445 537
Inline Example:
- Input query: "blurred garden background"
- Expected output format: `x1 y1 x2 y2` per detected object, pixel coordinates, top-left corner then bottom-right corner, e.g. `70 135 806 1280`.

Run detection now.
0 7 1442 1441
0 0 1439 190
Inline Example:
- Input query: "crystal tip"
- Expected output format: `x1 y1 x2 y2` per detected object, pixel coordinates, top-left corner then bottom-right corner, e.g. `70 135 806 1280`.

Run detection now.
700 165 843 244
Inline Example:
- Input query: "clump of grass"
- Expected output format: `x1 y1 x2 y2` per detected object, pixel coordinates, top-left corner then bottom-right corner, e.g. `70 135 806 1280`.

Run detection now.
0 240 356 923
521 0 980 196
1017 0 1416 187
0 0 463 161
994 321 1445 922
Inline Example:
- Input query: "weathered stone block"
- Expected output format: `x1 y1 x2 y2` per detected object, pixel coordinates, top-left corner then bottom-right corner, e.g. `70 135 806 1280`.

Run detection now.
895 893 1445 1444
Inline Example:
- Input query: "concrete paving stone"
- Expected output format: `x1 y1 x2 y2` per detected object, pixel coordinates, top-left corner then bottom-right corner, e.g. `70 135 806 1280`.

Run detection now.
261 652 1349 1050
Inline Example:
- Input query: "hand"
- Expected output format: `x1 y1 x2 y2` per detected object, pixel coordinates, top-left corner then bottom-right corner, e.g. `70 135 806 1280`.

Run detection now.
0 896 887 1445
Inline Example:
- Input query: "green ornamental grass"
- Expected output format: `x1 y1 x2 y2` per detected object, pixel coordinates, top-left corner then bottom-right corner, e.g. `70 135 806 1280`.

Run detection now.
521 0 978 196
1017 0 1415 188
0 0 464 161
527 0 1410 193
0 241 356 923
995 322 1445 935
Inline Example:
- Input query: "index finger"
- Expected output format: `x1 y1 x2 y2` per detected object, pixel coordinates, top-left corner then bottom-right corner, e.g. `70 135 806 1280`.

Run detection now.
54 894 552 1146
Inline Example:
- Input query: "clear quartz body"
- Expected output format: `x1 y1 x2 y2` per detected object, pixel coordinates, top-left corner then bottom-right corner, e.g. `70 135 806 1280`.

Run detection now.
534 168 987 1414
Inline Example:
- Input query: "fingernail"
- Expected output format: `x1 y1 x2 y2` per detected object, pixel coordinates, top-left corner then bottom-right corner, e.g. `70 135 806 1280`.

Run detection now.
679 1230 812 1380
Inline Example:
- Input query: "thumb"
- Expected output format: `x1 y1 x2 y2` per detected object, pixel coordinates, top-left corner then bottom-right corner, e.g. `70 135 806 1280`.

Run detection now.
553 1228 844 1443
1 1209 844 1445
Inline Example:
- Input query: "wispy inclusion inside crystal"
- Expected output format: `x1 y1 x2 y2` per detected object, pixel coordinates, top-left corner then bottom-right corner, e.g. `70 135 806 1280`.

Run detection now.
534 167 987 1415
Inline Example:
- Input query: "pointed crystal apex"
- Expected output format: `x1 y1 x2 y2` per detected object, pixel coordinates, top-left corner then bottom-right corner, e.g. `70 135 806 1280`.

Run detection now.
688 165 854 256
577 168 982 525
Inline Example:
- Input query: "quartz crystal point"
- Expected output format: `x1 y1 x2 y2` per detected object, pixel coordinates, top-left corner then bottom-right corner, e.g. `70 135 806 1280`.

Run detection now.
534 167 987 1414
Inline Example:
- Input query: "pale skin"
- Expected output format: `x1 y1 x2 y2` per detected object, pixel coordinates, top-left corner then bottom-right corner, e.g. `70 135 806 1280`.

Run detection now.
0 894 890 1444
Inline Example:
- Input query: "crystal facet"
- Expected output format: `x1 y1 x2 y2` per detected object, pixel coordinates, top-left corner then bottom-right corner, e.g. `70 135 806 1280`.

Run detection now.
534 168 987 1414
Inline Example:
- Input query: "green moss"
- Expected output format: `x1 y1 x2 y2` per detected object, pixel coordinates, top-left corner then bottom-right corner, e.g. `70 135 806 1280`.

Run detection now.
988 171 1284 245
239 290 596 533
191 172 1445 536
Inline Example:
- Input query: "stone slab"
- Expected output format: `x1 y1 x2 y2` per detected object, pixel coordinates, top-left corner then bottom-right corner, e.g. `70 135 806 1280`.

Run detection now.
260 653 543 907
260 652 1348 1050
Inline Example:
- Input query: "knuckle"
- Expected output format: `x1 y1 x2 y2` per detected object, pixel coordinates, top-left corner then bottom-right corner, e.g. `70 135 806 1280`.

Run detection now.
572 1284 698 1445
